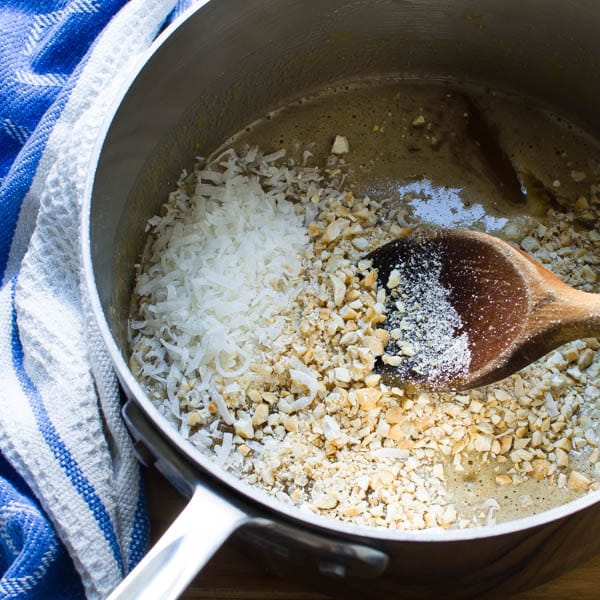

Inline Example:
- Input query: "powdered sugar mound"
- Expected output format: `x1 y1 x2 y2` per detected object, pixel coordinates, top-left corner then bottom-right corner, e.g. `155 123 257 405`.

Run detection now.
383 240 471 384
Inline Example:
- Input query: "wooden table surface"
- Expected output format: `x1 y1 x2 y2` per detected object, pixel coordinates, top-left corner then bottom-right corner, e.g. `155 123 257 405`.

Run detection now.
147 467 600 599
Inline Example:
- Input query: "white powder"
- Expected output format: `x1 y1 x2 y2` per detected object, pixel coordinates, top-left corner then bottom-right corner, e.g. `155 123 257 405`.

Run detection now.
381 239 472 385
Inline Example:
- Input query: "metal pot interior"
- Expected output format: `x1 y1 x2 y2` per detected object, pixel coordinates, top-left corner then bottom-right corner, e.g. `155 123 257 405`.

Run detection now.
87 0 600 539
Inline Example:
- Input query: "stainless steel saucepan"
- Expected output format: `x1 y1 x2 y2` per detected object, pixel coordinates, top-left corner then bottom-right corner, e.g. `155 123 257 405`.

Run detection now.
82 1 600 598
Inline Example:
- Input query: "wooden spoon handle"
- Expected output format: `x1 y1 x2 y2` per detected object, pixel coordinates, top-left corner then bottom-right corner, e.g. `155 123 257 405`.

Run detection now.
526 284 600 347
508 243 600 366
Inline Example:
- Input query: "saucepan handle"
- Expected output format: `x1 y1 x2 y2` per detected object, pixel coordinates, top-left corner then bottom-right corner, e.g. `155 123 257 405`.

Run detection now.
107 400 251 600
107 482 248 600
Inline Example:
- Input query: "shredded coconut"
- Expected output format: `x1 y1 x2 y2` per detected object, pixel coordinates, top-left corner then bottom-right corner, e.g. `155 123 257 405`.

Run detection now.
130 148 309 428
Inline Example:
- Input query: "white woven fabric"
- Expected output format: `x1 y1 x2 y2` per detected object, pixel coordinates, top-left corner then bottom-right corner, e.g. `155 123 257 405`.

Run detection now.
0 0 180 597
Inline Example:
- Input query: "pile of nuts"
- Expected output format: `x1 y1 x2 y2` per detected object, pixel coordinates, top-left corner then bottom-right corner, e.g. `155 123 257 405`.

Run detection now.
138 146 600 530
209 156 600 529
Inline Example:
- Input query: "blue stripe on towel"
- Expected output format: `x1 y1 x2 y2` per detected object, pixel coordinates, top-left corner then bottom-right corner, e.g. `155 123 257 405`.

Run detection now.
0 86 69 282
0 453 85 599
0 0 129 283
127 480 150 571
8 278 125 575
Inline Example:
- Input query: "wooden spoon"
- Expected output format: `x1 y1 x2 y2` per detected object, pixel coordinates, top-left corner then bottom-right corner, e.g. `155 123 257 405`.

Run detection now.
367 228 600 391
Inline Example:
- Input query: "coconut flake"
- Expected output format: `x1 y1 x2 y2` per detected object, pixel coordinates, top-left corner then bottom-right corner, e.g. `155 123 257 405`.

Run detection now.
215 432 233 467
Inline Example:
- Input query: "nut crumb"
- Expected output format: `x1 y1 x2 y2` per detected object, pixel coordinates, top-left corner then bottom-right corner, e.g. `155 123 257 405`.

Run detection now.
331 135 349 155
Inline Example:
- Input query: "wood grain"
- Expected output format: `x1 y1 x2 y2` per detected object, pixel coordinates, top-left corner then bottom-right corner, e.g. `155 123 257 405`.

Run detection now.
146 467 600 599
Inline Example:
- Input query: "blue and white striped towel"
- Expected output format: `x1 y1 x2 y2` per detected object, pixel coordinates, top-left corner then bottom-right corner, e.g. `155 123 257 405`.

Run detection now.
0 1 192 597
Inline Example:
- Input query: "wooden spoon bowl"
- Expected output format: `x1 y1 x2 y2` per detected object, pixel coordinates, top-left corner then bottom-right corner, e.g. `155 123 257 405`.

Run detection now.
368 229 600 391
